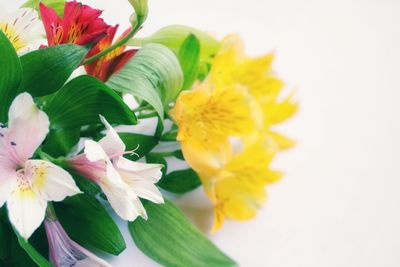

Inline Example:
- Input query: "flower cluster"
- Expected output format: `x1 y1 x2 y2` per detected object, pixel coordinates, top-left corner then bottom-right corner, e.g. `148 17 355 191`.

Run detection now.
0 0 296 266
170 35 298 231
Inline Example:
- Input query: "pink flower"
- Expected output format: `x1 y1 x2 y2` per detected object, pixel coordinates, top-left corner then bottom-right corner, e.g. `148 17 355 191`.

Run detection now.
84 25 137 81
39 1 109 46
45 218 111 267
0 93 80 239
69 115 163 221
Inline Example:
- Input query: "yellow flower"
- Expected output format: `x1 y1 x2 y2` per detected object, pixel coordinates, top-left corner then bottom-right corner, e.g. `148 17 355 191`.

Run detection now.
211 34 298 150
170 34 297 231
199 140 282 232
170 81 262 172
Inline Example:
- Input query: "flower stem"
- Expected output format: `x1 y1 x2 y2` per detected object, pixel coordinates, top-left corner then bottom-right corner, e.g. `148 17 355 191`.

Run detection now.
133 105 151 112
81 16 144 66
46 203 58 222
138 111 158 119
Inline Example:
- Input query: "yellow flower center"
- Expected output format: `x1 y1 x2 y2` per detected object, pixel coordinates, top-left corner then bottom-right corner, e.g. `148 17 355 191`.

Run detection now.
0 22 27 52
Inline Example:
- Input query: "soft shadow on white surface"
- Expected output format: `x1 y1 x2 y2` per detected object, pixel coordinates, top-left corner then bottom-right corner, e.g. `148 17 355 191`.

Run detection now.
3 0 400 266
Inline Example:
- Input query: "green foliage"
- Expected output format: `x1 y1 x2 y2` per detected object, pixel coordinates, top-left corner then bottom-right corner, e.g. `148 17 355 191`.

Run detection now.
19 44 87 97
42 128 81 157
107 44 183 119
0 218 11 261
128 25 220 64
45 75 137 130
70 173 101 196
0 31 22 122
158 169 201 194
119 133 159 159
128 200 236 267
179 34 201 90
22 0 66 16
14 228 52 267
54 194 126 255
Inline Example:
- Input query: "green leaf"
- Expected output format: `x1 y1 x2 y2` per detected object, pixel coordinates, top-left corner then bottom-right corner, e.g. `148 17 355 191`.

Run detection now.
179 34 201 90
0 219 11 260
19 44 87 97
0 31 22 122
119 133 158 159
42 128 81 157
70 173 101 196
14 228 52 267
128 200 236 267
158 169 201 194
45 75 137 129
128 25 220 64
22 0 66 16
54 194 126 255
107 44 183 119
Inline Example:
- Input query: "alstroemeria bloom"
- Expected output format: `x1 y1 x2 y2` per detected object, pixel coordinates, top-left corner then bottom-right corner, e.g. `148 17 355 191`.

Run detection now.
200 141 282 232
170 81 262 173
211 34 298 150
0 7 44 53
45 218 111 267
84 25 137 81
69 116 163 221
0 93 81 239
40 1 109 46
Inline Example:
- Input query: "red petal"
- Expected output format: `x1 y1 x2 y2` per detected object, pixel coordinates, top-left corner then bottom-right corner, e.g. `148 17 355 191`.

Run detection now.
39 3 63 45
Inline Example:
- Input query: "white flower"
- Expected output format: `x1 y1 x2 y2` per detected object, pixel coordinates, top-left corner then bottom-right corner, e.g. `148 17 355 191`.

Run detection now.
69 115 164 221
0 93 81 239
0 6 45 54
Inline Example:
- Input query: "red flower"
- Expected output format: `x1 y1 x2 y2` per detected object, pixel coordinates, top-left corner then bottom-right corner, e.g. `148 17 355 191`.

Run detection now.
40 1 109 46
84 25 137 82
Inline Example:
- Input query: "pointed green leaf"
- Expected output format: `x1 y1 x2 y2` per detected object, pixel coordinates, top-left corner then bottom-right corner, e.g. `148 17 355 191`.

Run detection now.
22 0 66 16
45 75 137 129
158 169 201 194
0 31 22 122
14 228 52 267
19 44 88 97
129 200 236 267
128 25 220 64
179 34 201 90
55 194 126 255
107 44 183 119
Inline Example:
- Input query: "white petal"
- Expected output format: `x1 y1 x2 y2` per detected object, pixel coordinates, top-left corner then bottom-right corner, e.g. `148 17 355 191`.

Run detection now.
0 176 16 208
116 157 163 183
0 158 17 207
7 189 47 240
98 115 126 157
26 160 81 201
129 180 164 204
84 140 124 184
116 158 164 204
84 140 108 162
0 8 45 54
8 93 49 162
100 182 147 221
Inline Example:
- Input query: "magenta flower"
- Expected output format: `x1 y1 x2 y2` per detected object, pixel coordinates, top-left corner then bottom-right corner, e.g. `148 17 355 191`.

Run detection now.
45 218 111 267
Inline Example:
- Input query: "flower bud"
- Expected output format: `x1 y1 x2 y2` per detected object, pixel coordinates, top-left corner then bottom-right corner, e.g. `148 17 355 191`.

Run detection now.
128 0 148 21
44 218 111 267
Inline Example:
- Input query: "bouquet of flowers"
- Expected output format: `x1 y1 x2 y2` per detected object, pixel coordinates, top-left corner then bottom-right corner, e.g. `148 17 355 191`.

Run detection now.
0 0 297 266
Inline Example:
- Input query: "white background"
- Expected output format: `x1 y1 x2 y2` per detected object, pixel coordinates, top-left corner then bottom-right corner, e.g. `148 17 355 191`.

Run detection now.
3 0 400 266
